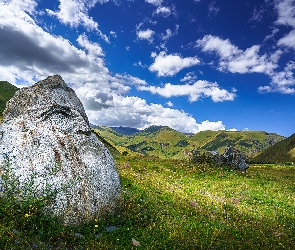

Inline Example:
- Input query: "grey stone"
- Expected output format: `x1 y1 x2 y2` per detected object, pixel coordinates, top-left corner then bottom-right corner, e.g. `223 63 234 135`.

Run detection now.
105 225 118 232
95 233 102 238
12 229 19 235
222 146 248 172
0 75 121 225
73 233 85 238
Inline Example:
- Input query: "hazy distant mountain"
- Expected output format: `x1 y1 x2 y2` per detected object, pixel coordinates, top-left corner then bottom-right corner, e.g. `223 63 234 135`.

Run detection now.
251 133 295 163
111 126 140 135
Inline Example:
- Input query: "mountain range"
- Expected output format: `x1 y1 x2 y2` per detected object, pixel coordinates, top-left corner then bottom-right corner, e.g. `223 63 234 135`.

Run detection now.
92 125 286 160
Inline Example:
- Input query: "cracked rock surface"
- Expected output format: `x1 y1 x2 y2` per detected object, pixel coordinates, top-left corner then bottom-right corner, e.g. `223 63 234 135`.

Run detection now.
0 75 121 225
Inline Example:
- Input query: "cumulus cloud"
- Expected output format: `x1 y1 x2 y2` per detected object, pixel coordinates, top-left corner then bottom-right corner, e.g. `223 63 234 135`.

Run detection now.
46 0 109 42
197 35 278 74
138 80 236 102
198 120 225 132
0 0 229 134
196 34 295 94
136 29 155 43
87 94 225 133
149 51 200 76
0 1 109 85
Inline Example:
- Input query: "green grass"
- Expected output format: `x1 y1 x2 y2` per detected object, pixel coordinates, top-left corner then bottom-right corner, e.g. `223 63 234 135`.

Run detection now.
1 156 295 249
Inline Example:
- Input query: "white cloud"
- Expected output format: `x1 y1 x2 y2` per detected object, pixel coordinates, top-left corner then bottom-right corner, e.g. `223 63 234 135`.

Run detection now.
161 25 179 41
275 0 295 28
166 101 173 107
197 35 278 74
0 0 228 135
208 1 220 17
145 0 163 6
249 5 267 23
161 29 173 41
278 30 295 49
46 0 109 42
138 80 236 102
136 29 155 43
84 94 225 133
154 5 177 18
149 51 200 76
110 31 117 38
155 6 171 17
259 61 295 94
197 35 295 94
197 35 240 58
9 0 38 14
198 120 225 132
0 1 109 85
274 0 295 50
180 72 198 83
77 33 104 57
113 74 148 86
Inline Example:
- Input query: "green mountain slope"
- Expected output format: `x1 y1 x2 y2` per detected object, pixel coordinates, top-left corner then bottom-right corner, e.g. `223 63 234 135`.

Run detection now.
251 133 295 163
192 130 284 156
94 126 285 159
0 81 18 121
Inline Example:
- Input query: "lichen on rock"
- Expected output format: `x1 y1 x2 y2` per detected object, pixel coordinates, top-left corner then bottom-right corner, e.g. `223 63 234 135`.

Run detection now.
0 75 121 225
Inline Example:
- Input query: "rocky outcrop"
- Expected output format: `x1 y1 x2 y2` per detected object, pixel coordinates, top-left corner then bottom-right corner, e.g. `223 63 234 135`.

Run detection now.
0 75 121 225
220 146 248 172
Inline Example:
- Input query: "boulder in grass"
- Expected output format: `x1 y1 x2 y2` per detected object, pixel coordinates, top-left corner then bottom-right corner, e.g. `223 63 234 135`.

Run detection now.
222 146 249 172
0 75 121 225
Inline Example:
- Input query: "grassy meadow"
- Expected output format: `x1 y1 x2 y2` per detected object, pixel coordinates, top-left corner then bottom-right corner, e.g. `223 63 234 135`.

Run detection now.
1 155 295 249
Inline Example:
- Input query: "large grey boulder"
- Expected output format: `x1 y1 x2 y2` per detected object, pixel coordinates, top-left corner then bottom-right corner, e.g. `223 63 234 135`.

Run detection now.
0 75 121 225
222 146 249 172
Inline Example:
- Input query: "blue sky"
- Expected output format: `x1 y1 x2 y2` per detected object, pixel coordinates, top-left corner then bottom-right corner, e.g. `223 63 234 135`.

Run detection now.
0 0 295 136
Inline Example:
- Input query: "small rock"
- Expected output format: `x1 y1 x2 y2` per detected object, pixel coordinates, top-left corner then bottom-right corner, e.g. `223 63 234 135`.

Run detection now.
106 225 118 232
132 238 141 246
12 229 19 235
95 233 102 238
73 232 85 238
